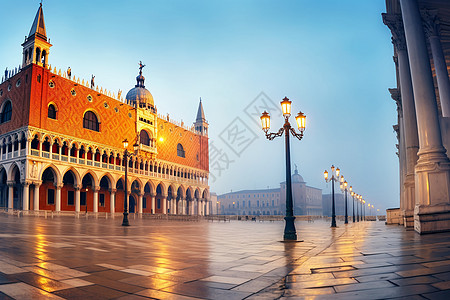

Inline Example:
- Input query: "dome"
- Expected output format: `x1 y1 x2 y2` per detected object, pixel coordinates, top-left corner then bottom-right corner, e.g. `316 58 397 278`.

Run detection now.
292 166 305 183
125 86 154 107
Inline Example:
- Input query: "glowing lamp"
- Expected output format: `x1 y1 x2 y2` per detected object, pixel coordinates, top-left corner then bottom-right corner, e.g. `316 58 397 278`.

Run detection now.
344 180 348 188
295 112 306 132
324 170 328 180
280 97 292 116
349 186 352 192
336 168 340 177
122 139 128 149
340 175 344 184
260 111 271 131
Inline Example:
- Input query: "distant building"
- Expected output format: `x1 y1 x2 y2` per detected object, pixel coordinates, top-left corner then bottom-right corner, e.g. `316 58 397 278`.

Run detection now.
218 167 322 216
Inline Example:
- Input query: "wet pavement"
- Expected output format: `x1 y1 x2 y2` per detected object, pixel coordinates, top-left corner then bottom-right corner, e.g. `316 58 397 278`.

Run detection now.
0 214 449 299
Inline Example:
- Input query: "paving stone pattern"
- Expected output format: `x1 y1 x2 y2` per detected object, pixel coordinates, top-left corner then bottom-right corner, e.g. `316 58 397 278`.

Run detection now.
0 214 450 299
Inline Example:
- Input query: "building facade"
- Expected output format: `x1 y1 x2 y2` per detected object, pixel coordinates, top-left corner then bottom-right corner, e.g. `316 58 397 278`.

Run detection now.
218 167 322 216
383 0 450 233
0 4 210 215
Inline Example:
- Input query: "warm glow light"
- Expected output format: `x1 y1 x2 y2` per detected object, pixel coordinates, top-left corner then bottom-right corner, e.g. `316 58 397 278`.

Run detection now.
331 165 335 174
122 138 128 149
340 175 344 183
324 170 328 180
159 137 164 142
349 186 352 192
344 181 348 188
372 205 374 208
280 97 292 116
351 191 355 196
295 111 306 132
260 111 271 131
336 168 340 177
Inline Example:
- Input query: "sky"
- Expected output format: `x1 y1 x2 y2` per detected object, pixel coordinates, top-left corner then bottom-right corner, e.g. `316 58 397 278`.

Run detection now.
0 0 398 213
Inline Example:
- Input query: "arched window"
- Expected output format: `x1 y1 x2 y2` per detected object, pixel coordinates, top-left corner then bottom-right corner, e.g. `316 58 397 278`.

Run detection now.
48 104 57 119
1 101 12 123
83 111 99 132
140 130 151 146
177 143 185 158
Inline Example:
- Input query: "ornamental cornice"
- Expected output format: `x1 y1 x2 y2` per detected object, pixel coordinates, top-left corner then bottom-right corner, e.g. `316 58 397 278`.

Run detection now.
421 10 440 38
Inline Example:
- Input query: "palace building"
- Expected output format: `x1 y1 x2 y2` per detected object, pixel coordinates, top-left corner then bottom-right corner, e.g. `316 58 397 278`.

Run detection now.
0 4 210 215
383 0 450 233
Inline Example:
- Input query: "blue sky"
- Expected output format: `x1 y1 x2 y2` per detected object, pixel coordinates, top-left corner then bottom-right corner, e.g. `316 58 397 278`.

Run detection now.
1 0 398 212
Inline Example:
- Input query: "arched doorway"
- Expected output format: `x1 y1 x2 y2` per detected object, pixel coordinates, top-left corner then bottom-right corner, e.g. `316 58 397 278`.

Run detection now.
40 167 57 211
167 186 173 214
143 182 152 213
81 173 95 212
115 178 125 213
0 168 7 208
62 170 77 211
99 176 111 213
156 183 165 214
130 180 140 213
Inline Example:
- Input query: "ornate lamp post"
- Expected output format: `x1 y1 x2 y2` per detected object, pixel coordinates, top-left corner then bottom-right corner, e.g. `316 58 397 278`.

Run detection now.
260 97 306 241
350 188 355 223
340 178 349 224
356 194 360 222
362 199 366 221
324 165 340 228
122 139 138 227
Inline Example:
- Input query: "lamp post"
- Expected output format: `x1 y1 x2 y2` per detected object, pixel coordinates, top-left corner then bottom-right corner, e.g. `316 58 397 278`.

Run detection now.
260 97 306 241
324 165 340 228
350 188 355 223
122 139 138 227
340 178 349 224
356 194 360 222
362 199 366 221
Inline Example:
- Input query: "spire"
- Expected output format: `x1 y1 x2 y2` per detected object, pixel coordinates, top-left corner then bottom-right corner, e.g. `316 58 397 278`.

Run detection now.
28 3 47 40
196 98 206 122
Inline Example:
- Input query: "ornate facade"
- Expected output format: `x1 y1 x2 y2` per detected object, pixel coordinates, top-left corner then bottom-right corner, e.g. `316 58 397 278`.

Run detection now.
0 4 210 216
383 0 450 233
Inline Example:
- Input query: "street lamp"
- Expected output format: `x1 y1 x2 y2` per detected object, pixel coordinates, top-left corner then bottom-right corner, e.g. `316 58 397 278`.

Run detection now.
122 138 138 226
260 97 306 241
362 199 366 221
350 187 355 223
356 194 361 222
340 178 349 224
324 165 340 227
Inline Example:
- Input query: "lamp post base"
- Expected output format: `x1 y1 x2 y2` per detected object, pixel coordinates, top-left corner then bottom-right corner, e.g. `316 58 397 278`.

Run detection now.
283 216 297 240
331 218 337 228
122 213 130 226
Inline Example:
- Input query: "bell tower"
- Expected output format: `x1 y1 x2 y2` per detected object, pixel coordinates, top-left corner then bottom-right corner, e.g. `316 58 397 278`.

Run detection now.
194 98 208 136
21 3 52 68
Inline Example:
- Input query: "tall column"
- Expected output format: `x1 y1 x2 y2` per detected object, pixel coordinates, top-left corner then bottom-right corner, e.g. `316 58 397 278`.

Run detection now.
22 181 30 211
33 183 41 211
206 199 210 215
400 0 450 234
138 193 143 214
384 13 420 227
75 185 81 212
110 188 116 214
151 193 156 214
197 199 201 215
7 182 13 210
55 184 62 212
182 199 186 215
422 11 450 117
92 187 99 213
162 196 167 214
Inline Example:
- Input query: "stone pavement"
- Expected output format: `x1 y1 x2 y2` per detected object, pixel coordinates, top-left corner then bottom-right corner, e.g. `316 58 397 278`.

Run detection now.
0 214 449 299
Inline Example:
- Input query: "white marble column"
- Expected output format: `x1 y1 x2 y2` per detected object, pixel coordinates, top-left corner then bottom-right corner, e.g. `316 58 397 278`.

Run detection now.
162 196 167 214
33 183 41 211
182 199 186 215
22 181 30 211
110 189 116 214
138 193 143 214
206 200 210 215
75 185 81 212
422 11 450 117
55 184 62 212
7 182 13 210
93 187 99 213
151 193 156 214
400 0 450 233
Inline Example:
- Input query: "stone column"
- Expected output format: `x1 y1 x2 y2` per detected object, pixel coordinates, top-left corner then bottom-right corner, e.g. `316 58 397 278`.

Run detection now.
93 186 99 213
110 188 116 214
151 193 156 214
75 185 81 212
22 181 30 211
55 184 62 212
138 193 143 214
33 183 41 211
400 0 450 234
7 181 13 210
162 196 167 214
206 199 210 215
182 199 186 215
422 11 450 117
197 199 202 216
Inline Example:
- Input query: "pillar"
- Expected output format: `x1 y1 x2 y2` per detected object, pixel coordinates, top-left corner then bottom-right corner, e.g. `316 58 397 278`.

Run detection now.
7 182 13 210
55 184 62 212
75 185 81 212
110 188 116 214
151 193 156 214
22 181 30 211
93 187 99 213
206 199 210 215
400 0 450 234
384 14 420 228
138 193 143 214
197 199 202 216
182 199 186 215
162 196 167 214
422 11 450 117
33 183 41 211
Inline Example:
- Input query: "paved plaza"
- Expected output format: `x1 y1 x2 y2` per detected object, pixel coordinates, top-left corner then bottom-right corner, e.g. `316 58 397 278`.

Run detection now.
0 214 449 299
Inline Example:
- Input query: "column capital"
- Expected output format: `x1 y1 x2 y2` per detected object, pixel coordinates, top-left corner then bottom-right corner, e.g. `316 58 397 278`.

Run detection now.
383 13 407 51
421 10 440 38
92 186 100 192
21 180 32 186
55 184 64 189
6 180 15 187
150 192 157 198
109 188 117 194
32 180 42 187
74 184 81 191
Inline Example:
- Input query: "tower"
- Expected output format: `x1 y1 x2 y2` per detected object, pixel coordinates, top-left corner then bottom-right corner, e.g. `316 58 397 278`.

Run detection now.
21 3 52 68
194 98 208 136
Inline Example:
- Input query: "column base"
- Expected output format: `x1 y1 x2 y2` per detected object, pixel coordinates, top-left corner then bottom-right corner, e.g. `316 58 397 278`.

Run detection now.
414 203 450 234
403 209 414 229
386 208 401 225
415 155 450 206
